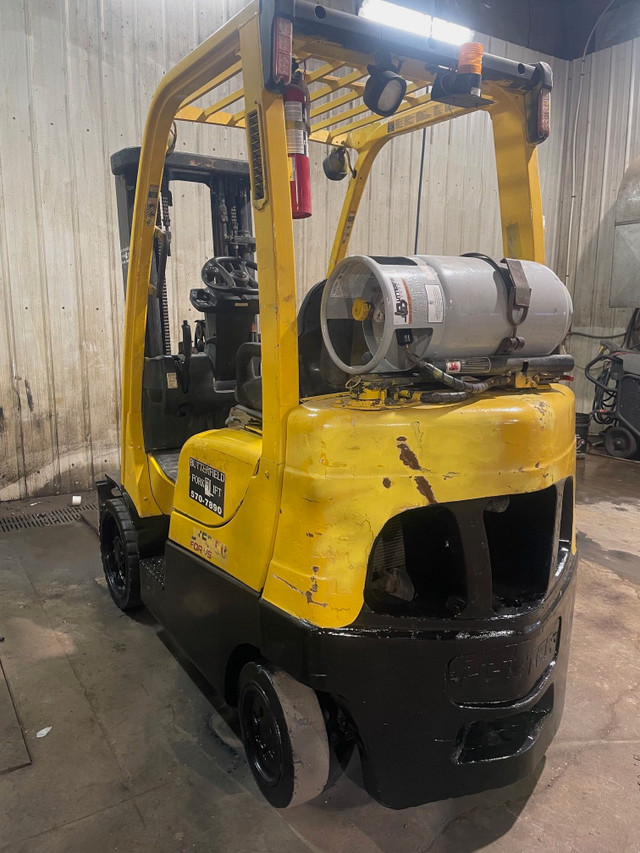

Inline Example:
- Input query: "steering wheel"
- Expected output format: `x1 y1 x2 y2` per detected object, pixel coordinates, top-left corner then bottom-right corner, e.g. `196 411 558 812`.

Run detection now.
201 256 258 294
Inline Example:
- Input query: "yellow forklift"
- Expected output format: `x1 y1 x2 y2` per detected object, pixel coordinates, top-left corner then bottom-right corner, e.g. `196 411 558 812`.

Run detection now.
98 0 577 809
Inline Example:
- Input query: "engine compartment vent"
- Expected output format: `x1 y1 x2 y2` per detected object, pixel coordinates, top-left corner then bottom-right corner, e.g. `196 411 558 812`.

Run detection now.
366 504 467 618
365 479 573 619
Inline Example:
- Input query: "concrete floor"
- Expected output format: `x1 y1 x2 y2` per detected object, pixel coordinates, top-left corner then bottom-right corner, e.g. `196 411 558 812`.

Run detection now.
1 453 640 853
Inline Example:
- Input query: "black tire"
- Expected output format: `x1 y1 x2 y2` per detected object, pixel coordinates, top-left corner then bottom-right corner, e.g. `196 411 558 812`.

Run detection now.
99 498 142 611
238 661 330 808
604 426 638 459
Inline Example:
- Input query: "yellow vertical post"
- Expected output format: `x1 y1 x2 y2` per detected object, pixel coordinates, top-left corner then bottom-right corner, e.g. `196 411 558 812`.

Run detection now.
328 142 385 273
490 93 546 263
118 11 254 516
240 18 299 467
120 97 177 514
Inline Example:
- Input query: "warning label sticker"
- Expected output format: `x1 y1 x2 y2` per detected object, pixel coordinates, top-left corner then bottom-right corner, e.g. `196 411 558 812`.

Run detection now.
425 284 444 323
189 458 225 517
144 184 159 227
285 101 307 156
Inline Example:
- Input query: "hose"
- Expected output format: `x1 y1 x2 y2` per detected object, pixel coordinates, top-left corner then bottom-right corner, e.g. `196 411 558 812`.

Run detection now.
404 349 510 402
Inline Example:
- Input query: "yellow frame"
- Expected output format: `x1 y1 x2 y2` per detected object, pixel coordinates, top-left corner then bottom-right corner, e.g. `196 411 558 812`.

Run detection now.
120 0 548 517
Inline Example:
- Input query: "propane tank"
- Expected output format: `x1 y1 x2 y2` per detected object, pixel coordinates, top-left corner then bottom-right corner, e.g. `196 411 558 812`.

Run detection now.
284 70 311 219
320 254 573 375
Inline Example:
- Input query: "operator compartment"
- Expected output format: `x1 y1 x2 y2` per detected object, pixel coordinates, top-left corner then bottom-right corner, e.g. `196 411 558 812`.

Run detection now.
111 147 261 497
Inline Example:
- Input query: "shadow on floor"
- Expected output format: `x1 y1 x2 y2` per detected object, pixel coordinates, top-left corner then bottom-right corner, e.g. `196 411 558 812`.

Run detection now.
154 615 542 852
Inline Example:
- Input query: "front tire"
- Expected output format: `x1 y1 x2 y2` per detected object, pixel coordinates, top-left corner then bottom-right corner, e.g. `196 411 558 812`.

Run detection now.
99 498 142 611
238 661 330 808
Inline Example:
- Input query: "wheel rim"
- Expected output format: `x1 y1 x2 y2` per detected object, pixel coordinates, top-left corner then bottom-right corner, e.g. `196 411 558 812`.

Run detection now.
241 683 284 786
613 434 630 453
103 517 127 596
607 429 635 457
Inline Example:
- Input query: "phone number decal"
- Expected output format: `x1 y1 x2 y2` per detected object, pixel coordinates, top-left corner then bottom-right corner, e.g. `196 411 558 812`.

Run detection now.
189 458 225 517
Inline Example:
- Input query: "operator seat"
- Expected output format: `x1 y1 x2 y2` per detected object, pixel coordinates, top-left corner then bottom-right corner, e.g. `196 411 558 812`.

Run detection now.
235 342 263 412
233 280 348 413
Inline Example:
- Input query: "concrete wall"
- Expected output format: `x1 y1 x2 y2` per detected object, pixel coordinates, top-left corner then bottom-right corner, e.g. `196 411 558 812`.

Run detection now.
0 0 609 500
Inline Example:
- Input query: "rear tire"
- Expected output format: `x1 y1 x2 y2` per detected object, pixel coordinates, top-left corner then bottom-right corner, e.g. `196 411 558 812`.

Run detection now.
99 498 142 611
238 661 330 808
604 426 638 459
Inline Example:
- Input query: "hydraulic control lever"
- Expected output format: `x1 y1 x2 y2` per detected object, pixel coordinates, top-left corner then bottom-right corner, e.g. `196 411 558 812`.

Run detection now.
175 320 192 393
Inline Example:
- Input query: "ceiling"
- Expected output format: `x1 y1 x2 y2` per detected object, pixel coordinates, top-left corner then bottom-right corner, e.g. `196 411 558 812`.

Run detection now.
376 0 640 59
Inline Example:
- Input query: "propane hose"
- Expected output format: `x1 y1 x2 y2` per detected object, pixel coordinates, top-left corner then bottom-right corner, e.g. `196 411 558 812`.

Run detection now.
404 349 509 403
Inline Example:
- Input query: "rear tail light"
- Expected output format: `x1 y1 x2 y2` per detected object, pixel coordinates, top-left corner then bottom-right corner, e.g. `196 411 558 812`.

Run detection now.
272 16 293 86
537 88 551 140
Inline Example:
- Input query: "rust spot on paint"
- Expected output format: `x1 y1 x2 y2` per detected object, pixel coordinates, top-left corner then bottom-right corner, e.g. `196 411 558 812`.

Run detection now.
305 569 327 607
396 435 407 442
397 440 421 471
414 475 437 503
274 574 326 607
306 532 314 538
396 439 437 502
382 477 391 488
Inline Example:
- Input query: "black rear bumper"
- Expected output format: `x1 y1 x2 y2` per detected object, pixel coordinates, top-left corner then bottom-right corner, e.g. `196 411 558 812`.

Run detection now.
260 553 577 809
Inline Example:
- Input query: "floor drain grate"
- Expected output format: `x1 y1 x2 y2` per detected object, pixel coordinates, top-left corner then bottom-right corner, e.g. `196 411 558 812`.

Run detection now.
0 503 99 533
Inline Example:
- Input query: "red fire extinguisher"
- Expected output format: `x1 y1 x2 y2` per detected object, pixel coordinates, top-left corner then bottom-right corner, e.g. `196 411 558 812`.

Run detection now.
284 70 312 219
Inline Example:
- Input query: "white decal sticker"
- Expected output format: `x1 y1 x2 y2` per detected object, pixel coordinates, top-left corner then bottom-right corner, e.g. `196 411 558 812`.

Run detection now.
285 101 307 156
425 284 444 323
330 275 345 298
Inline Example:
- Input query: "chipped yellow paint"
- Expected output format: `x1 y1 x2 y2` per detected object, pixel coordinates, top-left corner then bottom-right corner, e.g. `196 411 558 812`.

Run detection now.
262 384 576 628
187 526 229 564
